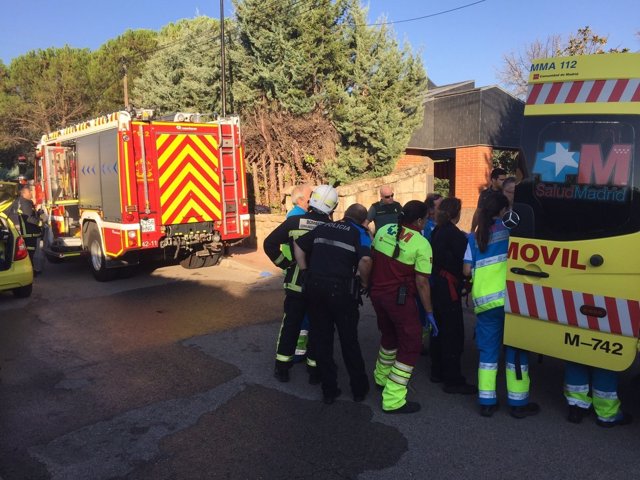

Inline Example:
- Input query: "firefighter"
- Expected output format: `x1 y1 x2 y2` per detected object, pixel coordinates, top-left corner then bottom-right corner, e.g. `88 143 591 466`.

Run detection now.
9 185 43 265
463 193 539 418
370 200 434 414
285 184 313 363
263 184 338 383
294 203 372 404
564 363 632 427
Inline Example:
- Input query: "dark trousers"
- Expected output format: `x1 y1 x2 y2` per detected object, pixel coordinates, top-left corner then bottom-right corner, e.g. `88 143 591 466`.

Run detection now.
305 279 369 398
275 293 315 371
429 277 466 386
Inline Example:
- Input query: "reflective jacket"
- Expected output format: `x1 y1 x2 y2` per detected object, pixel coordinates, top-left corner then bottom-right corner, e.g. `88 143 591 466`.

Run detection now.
9 197 42 240
263 210 330 293
464 219 509 314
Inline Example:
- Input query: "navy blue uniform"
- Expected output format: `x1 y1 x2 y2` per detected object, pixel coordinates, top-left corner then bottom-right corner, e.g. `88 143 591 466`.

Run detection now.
264 210 330 376
296 219 372 400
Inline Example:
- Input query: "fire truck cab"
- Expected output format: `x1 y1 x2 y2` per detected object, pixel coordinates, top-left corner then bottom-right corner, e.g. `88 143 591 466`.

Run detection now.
35 109 250 280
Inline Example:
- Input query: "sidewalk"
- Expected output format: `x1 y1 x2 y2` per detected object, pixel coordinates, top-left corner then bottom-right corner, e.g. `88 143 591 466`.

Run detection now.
220 246 281 275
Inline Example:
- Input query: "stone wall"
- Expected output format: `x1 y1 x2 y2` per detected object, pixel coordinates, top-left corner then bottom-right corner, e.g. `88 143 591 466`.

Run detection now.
246 164 434 250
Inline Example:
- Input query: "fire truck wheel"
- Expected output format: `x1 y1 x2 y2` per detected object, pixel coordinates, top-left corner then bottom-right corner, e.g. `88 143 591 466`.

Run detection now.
86 225 116 282
202 253 222 267
179 253 207 269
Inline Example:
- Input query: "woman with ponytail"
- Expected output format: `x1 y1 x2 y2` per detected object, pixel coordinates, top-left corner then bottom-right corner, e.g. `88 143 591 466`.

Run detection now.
429 197 476 394
370 200 434 414
463 193 540 418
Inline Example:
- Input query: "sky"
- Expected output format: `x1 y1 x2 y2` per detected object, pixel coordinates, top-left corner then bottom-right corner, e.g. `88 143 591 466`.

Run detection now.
0 0 638 89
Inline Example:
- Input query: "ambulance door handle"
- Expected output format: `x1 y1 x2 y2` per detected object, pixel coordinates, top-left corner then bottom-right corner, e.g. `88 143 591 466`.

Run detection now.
510 267 549 278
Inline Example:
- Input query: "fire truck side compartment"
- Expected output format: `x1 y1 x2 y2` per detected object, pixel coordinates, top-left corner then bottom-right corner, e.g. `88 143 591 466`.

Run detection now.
76 129 121 222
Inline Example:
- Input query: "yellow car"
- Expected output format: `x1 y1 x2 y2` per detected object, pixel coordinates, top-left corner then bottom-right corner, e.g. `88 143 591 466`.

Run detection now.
0 181 33 298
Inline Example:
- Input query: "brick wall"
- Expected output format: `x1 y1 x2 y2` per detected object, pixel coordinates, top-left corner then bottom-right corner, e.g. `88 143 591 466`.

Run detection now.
455 145 492 231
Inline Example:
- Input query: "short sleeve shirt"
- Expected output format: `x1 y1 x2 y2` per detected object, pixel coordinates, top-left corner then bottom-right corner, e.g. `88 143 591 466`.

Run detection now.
370 223 432 296
367 201 402 233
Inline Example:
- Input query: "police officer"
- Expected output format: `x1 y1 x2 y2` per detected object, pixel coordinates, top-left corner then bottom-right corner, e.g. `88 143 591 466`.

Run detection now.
263 185 338 383
366 185 402 234
294 203 372 404
9 185 43 263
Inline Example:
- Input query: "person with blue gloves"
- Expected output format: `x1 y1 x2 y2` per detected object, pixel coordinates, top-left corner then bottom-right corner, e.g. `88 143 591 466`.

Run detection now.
370 200 434 414
428 197 476 395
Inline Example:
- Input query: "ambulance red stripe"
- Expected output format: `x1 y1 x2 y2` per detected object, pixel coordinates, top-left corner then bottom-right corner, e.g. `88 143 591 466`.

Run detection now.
604 296 622 335
629 301 640 336
506 280 520 314
542 286 558 322
526 83 543 105
586 80 606 102
523 283 539 318
608 79 629 102
528 78 640 105
545 83 563 104
564 81 583 103
507 281 639 338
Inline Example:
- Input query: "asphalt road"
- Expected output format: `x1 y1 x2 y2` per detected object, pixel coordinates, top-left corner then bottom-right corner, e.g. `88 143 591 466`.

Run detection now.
1 250 639 480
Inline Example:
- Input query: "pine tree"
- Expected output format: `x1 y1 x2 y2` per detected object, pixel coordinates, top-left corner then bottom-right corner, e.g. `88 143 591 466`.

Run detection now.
325 6 427 183
132 17 223 116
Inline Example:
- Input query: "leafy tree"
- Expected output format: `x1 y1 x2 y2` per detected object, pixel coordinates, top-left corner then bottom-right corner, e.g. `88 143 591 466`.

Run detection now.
0 46 92 147
132 17 223 116
88 29 158 115
498 26 630 99
232 0 351 205
324 7 427 183
492 149 518 174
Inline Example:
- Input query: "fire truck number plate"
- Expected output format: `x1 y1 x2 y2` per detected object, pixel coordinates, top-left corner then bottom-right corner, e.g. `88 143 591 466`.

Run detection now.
140 218 156 233
563 332 624 356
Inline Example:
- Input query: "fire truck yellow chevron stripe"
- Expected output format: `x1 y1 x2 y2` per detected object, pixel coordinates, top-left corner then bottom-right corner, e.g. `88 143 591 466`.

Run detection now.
173 198 220 224
159 144 219 186
192 134 219 162
161 181 222 224
157 134 187 166
156 133 171 150
160 164 221 204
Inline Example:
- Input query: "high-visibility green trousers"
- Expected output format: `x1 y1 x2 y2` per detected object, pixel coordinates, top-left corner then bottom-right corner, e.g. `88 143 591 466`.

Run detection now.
476 307 530 406
564 362 621 423
374 346 416 411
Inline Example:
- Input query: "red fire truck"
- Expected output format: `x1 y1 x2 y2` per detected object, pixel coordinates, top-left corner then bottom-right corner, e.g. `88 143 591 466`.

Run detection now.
35 109 250 280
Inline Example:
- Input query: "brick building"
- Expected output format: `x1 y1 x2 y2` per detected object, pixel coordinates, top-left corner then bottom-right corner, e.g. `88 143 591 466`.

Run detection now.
398 80 524 224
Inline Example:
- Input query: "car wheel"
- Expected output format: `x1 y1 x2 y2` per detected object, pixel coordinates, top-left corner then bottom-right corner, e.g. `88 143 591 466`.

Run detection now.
86 224 116 282
13 284 32 298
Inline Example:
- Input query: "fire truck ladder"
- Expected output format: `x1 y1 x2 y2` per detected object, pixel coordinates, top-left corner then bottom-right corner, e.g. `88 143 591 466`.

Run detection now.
218 121 240 236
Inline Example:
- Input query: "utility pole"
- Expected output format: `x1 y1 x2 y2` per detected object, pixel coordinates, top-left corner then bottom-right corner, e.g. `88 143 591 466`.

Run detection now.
122 60 130 110
219 0 227 117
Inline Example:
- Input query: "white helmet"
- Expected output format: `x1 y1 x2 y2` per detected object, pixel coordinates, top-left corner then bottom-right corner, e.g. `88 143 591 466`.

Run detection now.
309 184 338 215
